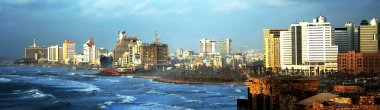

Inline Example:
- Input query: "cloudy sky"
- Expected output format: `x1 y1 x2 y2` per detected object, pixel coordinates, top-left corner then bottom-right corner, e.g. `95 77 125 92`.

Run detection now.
0 0 379 59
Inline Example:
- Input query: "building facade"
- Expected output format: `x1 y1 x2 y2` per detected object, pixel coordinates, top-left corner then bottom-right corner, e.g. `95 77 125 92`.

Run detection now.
62 40 76 64
25 38 48 61
337 50 380 74
83 38 96 64
219 38 232 56
359 18 379 53
264 29 287 71
302 16 338 66
140 43 169 68
200 39 216 56
113 31 141 66
47 45 63 62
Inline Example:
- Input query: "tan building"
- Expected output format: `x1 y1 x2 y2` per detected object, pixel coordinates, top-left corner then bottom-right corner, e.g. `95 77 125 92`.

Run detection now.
62 40 76 64
264 29 287 71
25 38 48 61
140 43 168 69
359 18 379 53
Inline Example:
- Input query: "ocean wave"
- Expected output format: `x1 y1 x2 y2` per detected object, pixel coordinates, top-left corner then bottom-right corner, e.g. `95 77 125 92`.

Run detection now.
146 89 167 95
4 75 101 93
234 89 242 93
191 89 207 93
141 103 186 110
115 94 136 103
21 89 55 99
0 77 11 82
169 94 202 103
103 101 114 105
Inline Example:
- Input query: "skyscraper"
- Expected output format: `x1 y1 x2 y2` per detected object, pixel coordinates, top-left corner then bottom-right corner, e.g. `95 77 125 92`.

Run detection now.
302 16 338 65
219 38 232 56
279 16 338 75
280 31 292 66
199 39 216 56
334 22 359 53
359 18 379 53
62 40 76 64
264 29 287 70
83 38 96 64
47 45 63 62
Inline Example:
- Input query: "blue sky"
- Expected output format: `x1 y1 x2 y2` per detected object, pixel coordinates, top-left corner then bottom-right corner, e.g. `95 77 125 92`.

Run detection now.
0 0 379 59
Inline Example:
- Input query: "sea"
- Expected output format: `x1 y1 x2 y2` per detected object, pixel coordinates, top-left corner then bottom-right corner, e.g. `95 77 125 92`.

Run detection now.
0 66 247 110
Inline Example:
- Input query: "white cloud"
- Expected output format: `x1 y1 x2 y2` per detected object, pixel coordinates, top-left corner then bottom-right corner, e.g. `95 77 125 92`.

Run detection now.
211 0 250 13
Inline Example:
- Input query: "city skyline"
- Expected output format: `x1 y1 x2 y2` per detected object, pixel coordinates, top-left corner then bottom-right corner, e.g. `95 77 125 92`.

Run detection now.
1 0 380 59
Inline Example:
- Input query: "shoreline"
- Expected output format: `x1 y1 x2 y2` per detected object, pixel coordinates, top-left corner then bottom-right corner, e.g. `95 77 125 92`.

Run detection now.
97 73 245 85
2 65 245 85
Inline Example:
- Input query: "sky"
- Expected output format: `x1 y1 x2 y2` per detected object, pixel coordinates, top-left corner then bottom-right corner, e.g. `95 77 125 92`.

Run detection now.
0 0 379 59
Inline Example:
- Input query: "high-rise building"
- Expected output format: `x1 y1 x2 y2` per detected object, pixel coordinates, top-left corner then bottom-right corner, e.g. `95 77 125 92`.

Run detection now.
264 29 287 70
25 38 48 61
62 40 76 64
279 16 338 75
219 38 232 56
335 28 349 52
359 18 379 53
302 16 338 65
47 45 63 62
83 38 96 64
140 43 169 68
280 23 305 67
334 22 359 53
199 39 216 56
113 31 141 66
280 31 292 66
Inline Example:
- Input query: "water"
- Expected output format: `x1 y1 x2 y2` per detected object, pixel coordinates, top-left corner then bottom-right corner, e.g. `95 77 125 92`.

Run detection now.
0 66 247 110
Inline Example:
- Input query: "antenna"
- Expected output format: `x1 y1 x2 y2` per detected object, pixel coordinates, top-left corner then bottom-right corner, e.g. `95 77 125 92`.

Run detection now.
154 30 160 44
33 38 36 47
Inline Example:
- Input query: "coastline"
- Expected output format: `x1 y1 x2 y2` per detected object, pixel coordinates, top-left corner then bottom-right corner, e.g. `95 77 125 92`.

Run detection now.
2 64 245 85
97 73 245 85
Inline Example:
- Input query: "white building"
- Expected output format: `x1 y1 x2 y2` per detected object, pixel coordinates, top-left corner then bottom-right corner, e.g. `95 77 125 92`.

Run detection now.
47 45 63 62
279 16 338 75
280 31 292 66
219 38 232 56
302 16 338 65
200 39 216 57
83 38 96 64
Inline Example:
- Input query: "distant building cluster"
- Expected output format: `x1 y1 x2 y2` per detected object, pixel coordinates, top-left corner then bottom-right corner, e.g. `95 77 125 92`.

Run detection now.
23 30 169 70
264 16 380 75
172 37 263 70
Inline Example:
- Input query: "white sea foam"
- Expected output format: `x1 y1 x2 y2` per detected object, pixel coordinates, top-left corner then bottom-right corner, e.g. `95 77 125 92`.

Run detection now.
170 94 202 103
234 89 242 93
21 89 55 99
103 101 114 105
146 89 167 95
115 94 136 103
0 77 11 82
141 103 185 110
5 75 100 92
